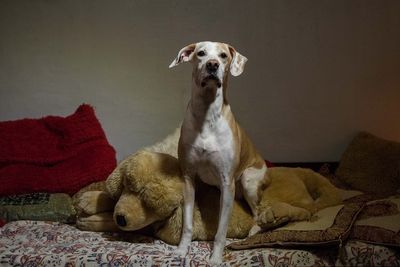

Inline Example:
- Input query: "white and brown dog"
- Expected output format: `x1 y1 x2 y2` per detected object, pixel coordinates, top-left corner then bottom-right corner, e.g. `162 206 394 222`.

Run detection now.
169 41 268 264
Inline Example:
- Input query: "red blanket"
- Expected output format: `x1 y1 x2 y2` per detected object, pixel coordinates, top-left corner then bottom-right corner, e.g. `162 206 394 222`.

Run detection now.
0 105 117 196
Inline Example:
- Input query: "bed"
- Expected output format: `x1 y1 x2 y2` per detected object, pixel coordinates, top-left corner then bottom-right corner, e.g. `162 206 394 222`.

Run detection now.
1 220 398 266
1 105 399 266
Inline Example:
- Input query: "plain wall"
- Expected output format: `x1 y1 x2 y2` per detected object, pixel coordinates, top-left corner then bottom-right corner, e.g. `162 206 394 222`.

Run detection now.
1 0 399 162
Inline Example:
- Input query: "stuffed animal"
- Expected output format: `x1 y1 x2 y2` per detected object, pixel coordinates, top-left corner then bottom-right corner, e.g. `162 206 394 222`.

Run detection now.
75 150 254 244
74 128 342 244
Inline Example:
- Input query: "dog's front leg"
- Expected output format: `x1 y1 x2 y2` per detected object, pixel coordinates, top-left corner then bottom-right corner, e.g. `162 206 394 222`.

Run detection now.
176 174 195 256
210 178 235 265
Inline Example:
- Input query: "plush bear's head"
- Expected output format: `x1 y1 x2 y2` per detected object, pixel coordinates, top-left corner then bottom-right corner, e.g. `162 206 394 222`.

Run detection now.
105 150 183 231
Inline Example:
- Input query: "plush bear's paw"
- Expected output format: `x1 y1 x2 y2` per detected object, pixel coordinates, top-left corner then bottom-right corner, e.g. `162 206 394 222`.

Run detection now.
76 191 114 215
257 206 275 224
257 202 312 229
274 202 312 222
294 209 312 221
76 212 119 232
76 191 102 215
256 204 289 229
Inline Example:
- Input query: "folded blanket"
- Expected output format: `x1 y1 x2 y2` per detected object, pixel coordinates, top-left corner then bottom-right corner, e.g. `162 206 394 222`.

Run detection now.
0 104 117 196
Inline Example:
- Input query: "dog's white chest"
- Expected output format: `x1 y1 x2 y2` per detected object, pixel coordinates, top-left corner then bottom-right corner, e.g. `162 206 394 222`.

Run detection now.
192 119 233 158
182 117 235 186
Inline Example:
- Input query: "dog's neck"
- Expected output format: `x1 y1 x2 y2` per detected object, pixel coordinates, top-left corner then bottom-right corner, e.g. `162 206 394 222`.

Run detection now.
188 76 229 128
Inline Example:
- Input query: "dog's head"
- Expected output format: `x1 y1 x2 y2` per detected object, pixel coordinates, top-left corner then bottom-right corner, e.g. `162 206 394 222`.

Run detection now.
169 41 247 89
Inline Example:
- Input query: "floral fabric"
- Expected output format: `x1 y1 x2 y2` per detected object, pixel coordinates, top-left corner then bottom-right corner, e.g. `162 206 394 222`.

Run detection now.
0 221 398 266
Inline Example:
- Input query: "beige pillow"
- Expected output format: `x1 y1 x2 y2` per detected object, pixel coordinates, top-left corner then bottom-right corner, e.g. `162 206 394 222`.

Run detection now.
336 132 400 195
228 201 364 249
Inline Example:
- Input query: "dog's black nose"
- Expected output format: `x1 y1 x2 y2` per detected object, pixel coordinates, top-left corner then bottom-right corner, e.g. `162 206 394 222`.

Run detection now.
206 60 219 73
116 215 127 227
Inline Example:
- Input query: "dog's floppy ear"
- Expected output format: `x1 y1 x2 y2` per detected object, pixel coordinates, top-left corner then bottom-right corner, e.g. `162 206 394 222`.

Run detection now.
169 43 197 68
229 46 248 76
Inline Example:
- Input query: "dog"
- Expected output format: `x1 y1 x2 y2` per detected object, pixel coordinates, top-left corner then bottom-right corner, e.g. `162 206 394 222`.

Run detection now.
169 41 269 264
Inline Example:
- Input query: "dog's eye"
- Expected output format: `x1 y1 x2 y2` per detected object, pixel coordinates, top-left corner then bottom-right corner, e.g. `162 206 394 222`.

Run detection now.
197 51 206 57
220 53 227 59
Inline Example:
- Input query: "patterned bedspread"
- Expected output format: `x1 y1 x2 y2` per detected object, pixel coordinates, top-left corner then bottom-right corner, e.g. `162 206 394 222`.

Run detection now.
0 221 398 266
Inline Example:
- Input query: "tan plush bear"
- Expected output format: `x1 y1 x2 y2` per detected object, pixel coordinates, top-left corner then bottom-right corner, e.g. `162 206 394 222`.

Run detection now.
74 128 342 244
75 150 254 244
256 167 342 230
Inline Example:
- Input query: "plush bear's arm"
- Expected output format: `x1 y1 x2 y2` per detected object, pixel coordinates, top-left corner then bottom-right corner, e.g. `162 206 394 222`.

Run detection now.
75 191 116 215
76 212 119 232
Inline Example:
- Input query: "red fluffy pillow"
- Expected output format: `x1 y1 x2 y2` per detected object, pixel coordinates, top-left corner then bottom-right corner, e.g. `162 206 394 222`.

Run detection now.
0 105 116 196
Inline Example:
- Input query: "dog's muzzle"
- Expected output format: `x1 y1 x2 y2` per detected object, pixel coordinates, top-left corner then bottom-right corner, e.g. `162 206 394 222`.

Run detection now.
200 59 222 88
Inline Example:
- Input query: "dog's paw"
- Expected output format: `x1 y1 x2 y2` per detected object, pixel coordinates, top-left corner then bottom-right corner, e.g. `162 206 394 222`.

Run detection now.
209 242 226 266
174 244 189 258
209 253 223 266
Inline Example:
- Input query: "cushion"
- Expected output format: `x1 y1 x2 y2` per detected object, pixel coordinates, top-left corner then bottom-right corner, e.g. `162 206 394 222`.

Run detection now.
319 163 351 190
0 193 76 223
0 104 117 196
228 201 364 249
350 197 400 247
335 132 400 195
